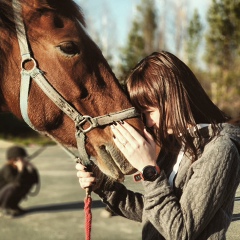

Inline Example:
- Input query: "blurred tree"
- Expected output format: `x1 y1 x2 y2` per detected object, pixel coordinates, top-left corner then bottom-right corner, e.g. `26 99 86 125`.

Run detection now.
117 19 145 83
204 0 240 117
139 0 157 54
171 0 188 57
185 9 203 67
117 0 158 83
154 0 190 58
205 0 240 72
79 1 116 70
155 0 167 51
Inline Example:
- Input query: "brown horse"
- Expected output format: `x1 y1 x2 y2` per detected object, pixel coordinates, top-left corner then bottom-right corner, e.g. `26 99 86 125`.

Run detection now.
0 0 143 180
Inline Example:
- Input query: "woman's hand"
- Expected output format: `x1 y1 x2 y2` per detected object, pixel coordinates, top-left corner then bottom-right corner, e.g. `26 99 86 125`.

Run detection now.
76 162 96 189
111 121 157 172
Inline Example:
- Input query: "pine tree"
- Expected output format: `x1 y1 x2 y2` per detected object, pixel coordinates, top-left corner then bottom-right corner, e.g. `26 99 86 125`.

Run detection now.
117 20 145 83
204 0 240 117
185 9 203 67
205 0 240 72
138 0 157 54
117 0 158 82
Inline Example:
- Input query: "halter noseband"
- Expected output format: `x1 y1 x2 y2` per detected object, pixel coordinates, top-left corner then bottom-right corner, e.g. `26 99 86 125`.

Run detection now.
12 0 140 167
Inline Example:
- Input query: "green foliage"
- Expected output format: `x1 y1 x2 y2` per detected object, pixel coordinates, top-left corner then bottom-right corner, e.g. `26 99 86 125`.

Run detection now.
205 0 240 71
118 20 145 83
185 9 203 66
204 0 240 117
138 0 157 54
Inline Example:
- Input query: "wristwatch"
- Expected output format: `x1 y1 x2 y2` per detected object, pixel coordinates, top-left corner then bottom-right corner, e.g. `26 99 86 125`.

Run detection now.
142 165 160 181
133 165 160 182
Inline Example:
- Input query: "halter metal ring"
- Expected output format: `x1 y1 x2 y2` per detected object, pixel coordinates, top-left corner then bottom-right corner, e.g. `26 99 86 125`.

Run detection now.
21 57 37 73
77 115 96 134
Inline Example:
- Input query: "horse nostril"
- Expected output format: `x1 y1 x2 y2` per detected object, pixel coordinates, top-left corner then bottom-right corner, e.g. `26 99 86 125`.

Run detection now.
100 144 111 156
99 145 106 151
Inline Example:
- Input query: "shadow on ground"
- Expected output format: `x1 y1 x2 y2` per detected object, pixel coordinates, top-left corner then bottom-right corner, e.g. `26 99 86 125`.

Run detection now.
25 200 105 215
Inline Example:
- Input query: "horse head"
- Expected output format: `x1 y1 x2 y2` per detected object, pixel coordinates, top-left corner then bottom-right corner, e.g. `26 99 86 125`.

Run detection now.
0 0 144 180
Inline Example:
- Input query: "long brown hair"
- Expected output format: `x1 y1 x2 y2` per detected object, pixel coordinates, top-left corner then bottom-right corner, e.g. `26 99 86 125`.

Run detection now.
127 51 230 161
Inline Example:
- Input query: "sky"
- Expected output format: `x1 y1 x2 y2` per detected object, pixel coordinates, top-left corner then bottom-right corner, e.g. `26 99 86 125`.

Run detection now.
76 0 210 65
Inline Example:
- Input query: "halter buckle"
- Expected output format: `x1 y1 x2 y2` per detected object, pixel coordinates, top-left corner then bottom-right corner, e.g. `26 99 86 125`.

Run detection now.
76 115 96 134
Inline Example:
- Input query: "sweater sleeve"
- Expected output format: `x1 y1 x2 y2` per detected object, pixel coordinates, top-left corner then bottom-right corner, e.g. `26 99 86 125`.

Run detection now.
142 136 240 240
95 179 144 222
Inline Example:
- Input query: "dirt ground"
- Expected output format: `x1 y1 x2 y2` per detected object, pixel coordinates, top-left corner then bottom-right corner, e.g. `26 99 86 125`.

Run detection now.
0 144 239 240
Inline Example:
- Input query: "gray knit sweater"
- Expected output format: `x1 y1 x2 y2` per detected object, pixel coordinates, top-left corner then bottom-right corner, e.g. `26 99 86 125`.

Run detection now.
95 123 240 240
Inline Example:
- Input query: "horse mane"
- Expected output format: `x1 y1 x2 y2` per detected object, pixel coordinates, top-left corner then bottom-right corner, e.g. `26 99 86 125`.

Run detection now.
0 0 86 107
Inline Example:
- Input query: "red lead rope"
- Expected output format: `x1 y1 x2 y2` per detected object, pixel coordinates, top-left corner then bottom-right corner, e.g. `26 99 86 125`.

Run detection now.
84 190 92 240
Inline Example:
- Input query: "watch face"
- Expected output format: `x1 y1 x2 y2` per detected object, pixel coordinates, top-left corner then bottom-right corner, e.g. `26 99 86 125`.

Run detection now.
142 166 159 181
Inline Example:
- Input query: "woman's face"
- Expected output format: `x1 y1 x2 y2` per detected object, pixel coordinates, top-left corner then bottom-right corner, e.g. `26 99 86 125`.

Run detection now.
142 107 160 129
142 106 173 134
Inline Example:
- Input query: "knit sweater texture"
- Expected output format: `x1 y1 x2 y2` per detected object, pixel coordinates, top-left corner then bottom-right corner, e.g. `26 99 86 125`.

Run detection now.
95 123 240 240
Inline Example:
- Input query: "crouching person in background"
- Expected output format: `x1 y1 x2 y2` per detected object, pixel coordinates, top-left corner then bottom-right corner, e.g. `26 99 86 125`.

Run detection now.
0 146 39 218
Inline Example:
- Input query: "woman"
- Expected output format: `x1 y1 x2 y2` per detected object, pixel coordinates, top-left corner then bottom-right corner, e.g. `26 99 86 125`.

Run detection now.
76 51 240 239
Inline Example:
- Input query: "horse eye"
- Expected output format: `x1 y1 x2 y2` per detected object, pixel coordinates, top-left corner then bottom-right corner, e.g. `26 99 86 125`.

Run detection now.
58 42 80 56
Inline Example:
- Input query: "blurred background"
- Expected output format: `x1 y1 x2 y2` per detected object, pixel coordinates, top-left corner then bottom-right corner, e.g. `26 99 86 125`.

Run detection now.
78 0 240 119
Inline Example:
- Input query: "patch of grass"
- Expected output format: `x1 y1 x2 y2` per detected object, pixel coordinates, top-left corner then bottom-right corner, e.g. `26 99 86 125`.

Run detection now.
0 134 56 146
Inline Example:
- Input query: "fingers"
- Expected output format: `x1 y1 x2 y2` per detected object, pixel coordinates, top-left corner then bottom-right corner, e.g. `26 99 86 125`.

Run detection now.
75 162 86 171
121 121 142 140
111 123 132 147
78 176 96 189
112 135 128 158
76 163 96 189
110 121 157 171
111 121 147 148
